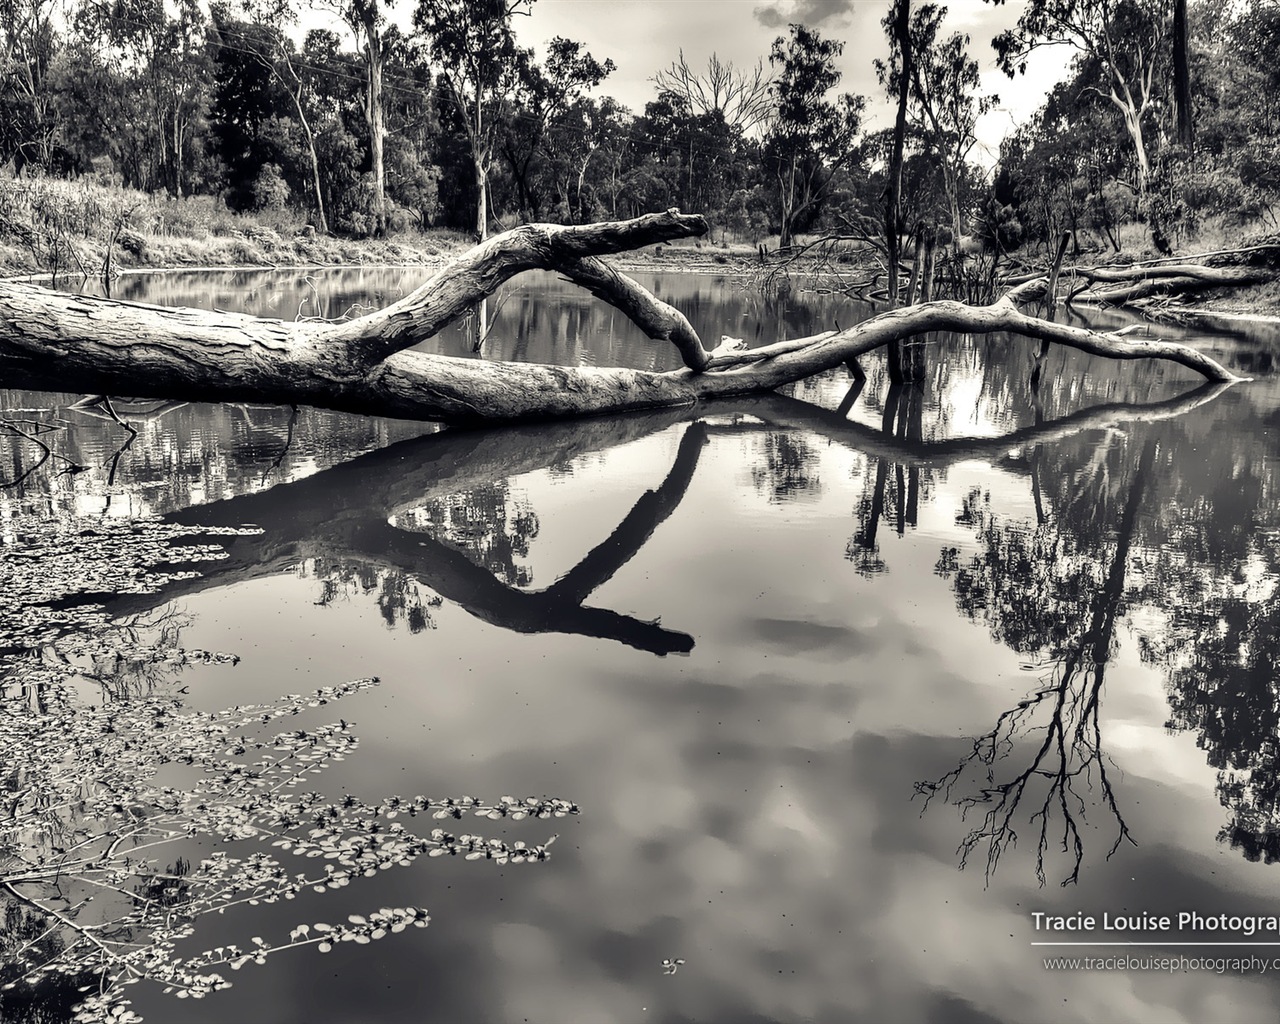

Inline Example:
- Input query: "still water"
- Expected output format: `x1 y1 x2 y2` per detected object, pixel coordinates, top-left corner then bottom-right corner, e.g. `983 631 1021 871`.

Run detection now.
4 268 1280 1023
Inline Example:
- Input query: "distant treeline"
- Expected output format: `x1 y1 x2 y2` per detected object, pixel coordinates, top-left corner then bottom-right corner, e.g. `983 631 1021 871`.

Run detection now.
1 0 1274 251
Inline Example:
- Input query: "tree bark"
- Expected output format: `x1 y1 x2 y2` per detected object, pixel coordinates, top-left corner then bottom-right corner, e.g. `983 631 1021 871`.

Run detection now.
1173 0 1194 150
360 10 387 237
1071 264 1273 305
0 211 1245 428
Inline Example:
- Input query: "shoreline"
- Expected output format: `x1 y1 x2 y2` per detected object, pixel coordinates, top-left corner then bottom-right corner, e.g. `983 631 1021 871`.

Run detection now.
0 243 771 285
6 242 1280 327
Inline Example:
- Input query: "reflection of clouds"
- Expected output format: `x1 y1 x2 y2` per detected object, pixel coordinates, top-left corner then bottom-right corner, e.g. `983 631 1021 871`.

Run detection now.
746 616 881 660
125 382 1280 1023
499 719 1280 1024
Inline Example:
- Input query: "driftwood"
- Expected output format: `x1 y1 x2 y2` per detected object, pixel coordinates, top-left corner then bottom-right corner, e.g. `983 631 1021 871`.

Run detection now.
0 209 1245 426
1004 242 1280 310
1070 263 1274 305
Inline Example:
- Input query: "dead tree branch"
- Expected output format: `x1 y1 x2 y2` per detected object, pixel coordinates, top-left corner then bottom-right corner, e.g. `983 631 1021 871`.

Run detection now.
0 211 1246 428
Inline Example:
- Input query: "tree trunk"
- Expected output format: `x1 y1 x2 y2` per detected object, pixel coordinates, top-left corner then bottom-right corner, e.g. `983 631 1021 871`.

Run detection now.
1119 100 1151 195
0 211 1243 429
1071 263 1274 305
1173 0 1194 150
778 160 796 249
885 0 912 384
475 156 488 242
292 90 329 235
363 18 386 237
173 110 183 200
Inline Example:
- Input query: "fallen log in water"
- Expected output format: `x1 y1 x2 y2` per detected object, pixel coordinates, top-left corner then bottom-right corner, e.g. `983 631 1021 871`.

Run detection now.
0 210 1245 426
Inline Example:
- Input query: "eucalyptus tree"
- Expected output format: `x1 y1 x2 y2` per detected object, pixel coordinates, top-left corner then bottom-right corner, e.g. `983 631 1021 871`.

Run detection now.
0 0 60 167
883 0 911 307
1172 0 1192 148
634 87 758 229
223 0 330 231
763 24 865 249
887 4 994 257
651 50 772 217
65 0 214 194
414 0 533 240
207 10 291 210
996 61 1136 251
319 0 392 234
500 35 615 223
989 0 1166 196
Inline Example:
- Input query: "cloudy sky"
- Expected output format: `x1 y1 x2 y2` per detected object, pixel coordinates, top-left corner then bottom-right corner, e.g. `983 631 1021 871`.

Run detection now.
510 0 1072 162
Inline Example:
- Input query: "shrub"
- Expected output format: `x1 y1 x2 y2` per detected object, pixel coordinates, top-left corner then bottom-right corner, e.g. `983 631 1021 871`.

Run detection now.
252 163 292 212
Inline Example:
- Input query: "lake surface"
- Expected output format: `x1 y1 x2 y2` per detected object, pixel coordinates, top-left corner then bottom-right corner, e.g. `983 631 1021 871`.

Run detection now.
4 267 1280 1023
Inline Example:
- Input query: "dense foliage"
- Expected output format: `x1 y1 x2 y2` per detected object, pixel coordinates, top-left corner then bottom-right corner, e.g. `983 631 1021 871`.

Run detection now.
0 0 1276 249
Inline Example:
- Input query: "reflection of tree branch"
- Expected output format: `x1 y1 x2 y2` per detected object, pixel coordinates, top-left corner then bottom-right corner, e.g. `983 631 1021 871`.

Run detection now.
0 419 82 485
328 426 708 654
920 439 1155 885
95 376 1227 658
261 404 299 484
104 412 703 655
919 652 1133 886
544 424 708 606
733 382 1232 467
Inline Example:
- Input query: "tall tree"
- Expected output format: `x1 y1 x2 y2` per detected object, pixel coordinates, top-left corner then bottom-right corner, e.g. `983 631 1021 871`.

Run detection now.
67 0 213 194
883 0 911 308
1172 0 1192 149
224 0 330 231
886 4 995 256
763 24 865 249
321 0 391 234
989 0 1165 194
414 0 533 240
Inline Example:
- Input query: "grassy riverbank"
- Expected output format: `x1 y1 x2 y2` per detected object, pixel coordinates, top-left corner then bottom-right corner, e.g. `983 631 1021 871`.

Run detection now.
0 176 767 280
0 176 476 277
3 176 1277 323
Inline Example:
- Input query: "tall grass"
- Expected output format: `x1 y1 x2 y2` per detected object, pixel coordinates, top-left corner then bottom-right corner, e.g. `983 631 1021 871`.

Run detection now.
0 175 316 240
0 174 465 278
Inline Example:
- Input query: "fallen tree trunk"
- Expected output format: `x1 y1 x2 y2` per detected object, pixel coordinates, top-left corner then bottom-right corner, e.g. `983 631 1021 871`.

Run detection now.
1071 263 1274 305
0 210 1245 426
1005 255 1276 309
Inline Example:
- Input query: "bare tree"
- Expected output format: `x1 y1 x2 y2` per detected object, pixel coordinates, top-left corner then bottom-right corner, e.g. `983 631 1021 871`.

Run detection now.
652 49 774 137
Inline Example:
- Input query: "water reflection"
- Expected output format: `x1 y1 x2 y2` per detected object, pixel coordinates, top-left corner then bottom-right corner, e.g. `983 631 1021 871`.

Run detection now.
8 268 1280 1021
0 390 431 516
97 411 703 655
924 440 1155 885
920 379 1280 883
91 379 1233 673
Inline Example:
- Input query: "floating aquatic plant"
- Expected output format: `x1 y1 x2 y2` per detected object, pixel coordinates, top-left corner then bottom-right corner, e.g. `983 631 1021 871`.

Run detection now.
0 510 578 1021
